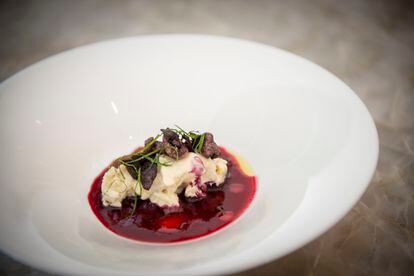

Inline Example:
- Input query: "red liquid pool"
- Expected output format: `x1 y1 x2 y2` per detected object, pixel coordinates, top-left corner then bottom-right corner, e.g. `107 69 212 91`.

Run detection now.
88 147 256 243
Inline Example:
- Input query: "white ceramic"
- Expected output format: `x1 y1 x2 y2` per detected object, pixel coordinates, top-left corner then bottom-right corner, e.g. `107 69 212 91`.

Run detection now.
0 35 378 275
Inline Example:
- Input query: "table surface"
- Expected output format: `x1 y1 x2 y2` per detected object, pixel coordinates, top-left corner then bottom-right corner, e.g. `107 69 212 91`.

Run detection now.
1 0 413 275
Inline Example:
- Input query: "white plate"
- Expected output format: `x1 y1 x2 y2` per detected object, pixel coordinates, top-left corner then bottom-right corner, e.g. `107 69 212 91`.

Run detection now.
0 35 378 275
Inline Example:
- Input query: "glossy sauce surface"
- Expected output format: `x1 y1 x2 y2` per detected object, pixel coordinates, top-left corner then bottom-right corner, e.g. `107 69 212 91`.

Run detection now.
88 147 256 243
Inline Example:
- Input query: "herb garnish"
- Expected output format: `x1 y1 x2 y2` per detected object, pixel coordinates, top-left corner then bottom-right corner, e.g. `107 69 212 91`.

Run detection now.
171 125 206 154
129 167 141 217
193 133 206 154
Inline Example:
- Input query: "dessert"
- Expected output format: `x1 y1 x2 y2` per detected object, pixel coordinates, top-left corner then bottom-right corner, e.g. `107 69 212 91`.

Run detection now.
88 126 256 243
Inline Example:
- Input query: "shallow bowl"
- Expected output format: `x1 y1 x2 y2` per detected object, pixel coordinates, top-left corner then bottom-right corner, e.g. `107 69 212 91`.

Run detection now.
0 35 378 275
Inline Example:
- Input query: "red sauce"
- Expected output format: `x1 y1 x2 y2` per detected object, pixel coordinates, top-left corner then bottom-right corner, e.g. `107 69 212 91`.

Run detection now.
88 147 256 243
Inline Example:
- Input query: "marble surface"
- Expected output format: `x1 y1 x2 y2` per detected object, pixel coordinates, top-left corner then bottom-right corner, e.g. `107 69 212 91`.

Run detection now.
0 0 413 275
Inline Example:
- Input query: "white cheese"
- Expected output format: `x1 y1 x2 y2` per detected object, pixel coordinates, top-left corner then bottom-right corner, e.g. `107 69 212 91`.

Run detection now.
101 165 134 207
101 153 228 208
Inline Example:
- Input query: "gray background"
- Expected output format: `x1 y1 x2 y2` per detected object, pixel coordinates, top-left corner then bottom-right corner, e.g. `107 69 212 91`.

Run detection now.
1 0 413 275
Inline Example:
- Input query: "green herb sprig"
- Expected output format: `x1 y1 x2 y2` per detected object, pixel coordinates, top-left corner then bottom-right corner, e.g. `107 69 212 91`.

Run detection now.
129 167 141 217
193 133 206 154
172 125 206 154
